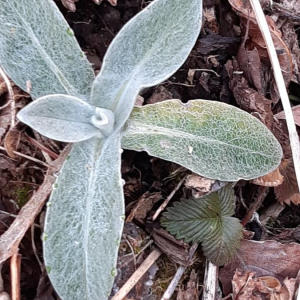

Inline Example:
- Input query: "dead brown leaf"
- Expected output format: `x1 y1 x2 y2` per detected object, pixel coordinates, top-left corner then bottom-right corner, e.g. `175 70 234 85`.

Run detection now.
272 0 300 20
219 239 300 295
126 192 162 222
226 59 273 128
278 21 300 84
274 158 300 205
147 86 173 105
232 270 296 300
184 174 214 198
251 167 284 187
275 105 300 127
4 127 21 159
228 0 293 102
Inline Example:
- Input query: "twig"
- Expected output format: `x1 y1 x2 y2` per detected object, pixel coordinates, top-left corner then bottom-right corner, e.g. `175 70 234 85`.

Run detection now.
0 146 50 168
0 145 71 264
193 69 220 77
241 186 268 226
161 243 198 300
31 224 43 271
202 261 218 300
10 252 21 300
0 66 15 128
111 248 162 300
153 174 188 221
26 134 59 159
249 0 300 193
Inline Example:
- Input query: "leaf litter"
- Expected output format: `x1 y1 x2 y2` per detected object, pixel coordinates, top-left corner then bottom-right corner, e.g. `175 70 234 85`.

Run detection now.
1 0 300 299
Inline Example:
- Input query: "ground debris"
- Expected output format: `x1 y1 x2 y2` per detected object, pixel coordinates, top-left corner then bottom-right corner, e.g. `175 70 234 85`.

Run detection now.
152 228 195 267
274 159 300 205
126 192 162 222
177 270 199 300
184 174 215 198
219 239 300 295
232 270 296 300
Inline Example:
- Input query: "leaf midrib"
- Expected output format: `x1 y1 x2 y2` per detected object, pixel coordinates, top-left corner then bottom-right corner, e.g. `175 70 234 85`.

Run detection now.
7 1 77 97
126 121 275 158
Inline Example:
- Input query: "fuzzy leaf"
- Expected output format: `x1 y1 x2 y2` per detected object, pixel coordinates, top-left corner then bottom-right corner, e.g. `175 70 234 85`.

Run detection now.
91 0 202 130
0 0 94 100
161 185 243 266
17 94 101 142
122 100 283 181
44 134 124 300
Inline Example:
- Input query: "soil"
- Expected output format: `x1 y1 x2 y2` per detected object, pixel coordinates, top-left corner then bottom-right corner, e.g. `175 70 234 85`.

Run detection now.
1 0 300 299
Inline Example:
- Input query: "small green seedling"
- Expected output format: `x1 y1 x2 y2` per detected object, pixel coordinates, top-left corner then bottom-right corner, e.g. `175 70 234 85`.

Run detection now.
0 0 282 299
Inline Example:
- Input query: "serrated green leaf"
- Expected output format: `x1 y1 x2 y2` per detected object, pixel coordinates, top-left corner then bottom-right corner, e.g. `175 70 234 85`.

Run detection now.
44 134 124 300
161 185 243 266
91 0 202 130
0 0 94 100
122 99 283 181
17 94 101 142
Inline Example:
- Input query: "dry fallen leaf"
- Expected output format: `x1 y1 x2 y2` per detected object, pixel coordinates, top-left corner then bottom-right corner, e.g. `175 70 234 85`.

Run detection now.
275 105 300 127
4 127 21 159
274 158 300 205
272 0 300 20
226 59 273 128
184 174 215 198
232 270 296 300
126 192 162 222
228 0 293 102
251 167 284 187
219 239 300 295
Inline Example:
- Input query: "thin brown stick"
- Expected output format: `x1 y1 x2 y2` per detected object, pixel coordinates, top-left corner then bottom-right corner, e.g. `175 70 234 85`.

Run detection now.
26 134 59 159
0 146 50 168
152 174 188 221
0 66 15 128
249 0 300 193
10 252 21 300
0 145 71 264
111 248 162 300
241 186 268 226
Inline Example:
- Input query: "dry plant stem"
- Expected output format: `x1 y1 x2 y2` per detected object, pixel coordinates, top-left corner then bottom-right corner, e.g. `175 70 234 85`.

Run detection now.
0 145 71 264
0 66 15 128
32 131 53 164
241 186 268 227
111 248 162 300
0 146 50 168
26 134 59 159
249 0 300 193
152 174 188 221
202 261 218 300
161 243 198 300
10 252 21 300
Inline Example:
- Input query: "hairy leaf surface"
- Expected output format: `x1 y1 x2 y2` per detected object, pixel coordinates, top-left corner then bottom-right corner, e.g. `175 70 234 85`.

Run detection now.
0 0 94 100
17 95 101 142
44 134 124 300
91 0 202 130
122 100 283 181
161 185 243 266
